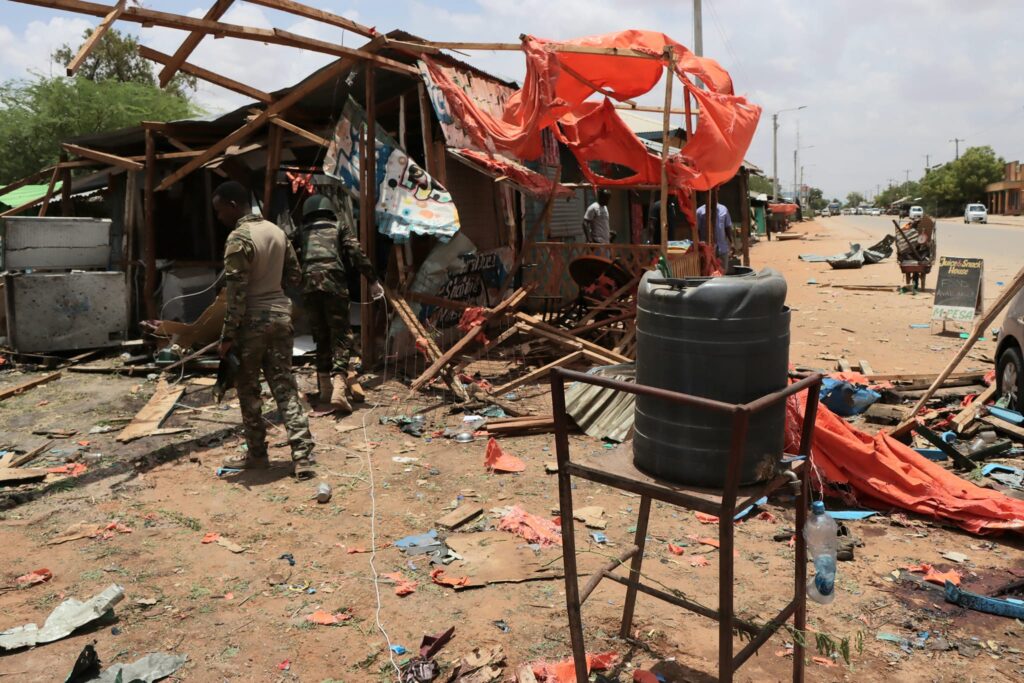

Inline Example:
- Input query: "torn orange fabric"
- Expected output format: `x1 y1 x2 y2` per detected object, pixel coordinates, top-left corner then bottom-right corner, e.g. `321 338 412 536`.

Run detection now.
532 652 618 682
498 505 562 547
422 30 759 192
430 568 469 588
458 306 488 344
785 392 1024 534
667 542 685 556
695 512 719 524
906 564 962 586
382 571 418 596
485 437 526 473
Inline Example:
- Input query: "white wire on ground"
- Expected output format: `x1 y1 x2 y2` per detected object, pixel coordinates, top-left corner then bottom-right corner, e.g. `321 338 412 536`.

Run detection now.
356 295 402 680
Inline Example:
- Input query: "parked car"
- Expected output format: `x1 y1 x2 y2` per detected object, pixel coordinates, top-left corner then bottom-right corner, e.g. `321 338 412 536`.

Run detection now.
996 290 1024 411
869 207 882 216
964 203 988 224
908 205 924 219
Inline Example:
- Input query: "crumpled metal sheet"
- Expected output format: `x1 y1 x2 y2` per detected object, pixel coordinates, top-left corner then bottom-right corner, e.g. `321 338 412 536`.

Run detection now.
95 652 188 682
564 363 636 443
0 584 124 651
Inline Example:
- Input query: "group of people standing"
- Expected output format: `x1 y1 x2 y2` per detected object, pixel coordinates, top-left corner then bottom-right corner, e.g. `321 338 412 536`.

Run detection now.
210 182 381 480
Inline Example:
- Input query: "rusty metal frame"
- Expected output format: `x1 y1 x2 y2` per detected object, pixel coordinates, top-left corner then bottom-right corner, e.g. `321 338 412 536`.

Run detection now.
550 368 822 683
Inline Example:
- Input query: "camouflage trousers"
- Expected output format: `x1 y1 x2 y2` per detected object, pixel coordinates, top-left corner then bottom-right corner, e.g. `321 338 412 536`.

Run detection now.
303 291 354 374
235 312 313 460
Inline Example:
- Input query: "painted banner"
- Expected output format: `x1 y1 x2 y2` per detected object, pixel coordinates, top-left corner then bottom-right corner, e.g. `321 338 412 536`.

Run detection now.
324 97 460 242
418 60 516 155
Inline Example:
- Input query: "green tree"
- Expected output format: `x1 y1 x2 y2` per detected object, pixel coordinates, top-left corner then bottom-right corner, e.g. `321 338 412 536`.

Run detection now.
807 187 826 211
845 191 865 207
920 146 1003 216
0 77 196 183
748 174 774 196
875 180 920 209
53 28 196 99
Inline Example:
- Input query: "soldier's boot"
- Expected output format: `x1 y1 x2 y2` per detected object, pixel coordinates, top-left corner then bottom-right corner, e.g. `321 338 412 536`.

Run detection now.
317 372 332 404
346 370 366 403
222 449 269 470
330 375 352 414
291 453 318 480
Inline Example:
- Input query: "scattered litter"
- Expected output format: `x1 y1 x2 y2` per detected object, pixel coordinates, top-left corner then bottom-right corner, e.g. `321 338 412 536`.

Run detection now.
47 522 105 545
497 506 561 547
200 532 220 544
484 438 526 473
15 568 53 586
531 651 617 682
201 533 244 553
0 584 124 651
430 568 469 588
493 620 510 633
46 463 87 477
905 563 962 586
590 532 607 544
316 482 332 504
390 644 408 655
278 659 291 671
92 652 187 683
65 642 101 682
667 543 685 556
690 555 709 567
829 510 878 520
695 512 719 524
305 610 351 625
382 572 418 596
449 644 506 681
941 551 970 564
393 456 420 464
544 462 558 473
395 530 440 554
279 553 296 566
215 467 242 477
572 506 606 529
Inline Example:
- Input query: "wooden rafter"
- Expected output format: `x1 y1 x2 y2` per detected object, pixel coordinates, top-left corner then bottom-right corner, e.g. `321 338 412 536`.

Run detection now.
245 0 375 37
65 0 124 76
155 51 365 191
269 117 329 147
62 143 144 172
37 167 61 217
11 1 417 75
139 45 273 103
0 167 53 198
157 0 234 88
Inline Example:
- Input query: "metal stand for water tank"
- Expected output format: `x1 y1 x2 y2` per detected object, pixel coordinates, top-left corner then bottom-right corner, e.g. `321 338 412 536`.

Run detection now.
550 369 823 683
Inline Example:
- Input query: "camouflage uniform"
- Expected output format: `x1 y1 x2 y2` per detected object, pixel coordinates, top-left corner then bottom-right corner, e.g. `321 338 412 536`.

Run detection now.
222 214 313 460
297 212 376 373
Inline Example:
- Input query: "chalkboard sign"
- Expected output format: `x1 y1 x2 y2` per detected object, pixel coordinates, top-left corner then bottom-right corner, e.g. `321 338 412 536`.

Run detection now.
932 256 983 322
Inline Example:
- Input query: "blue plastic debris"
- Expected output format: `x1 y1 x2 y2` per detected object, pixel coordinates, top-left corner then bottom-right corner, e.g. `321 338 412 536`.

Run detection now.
914 448 948 462
734 496 769 521
940 431 957 444
945 581 1024 618
591 532 607 544
394 530 438 550
909 323 930 329
390 644 407 655
820 378 880 417
828 510 878 521
988 406 1024 425
279 553 295 566
216 467 243 477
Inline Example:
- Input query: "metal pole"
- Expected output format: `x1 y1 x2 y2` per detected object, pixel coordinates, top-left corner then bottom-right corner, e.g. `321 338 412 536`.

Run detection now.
771 113 778 201
659 47 674 259
143 129 157 320
693 0 703 56
793 121 799 202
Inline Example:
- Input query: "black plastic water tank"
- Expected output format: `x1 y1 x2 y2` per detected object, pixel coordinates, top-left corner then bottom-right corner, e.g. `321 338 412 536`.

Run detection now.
633 267 790 487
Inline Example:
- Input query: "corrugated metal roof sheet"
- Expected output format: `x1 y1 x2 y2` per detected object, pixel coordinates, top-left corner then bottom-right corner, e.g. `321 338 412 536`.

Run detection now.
0 182 62 208
565 363 636 443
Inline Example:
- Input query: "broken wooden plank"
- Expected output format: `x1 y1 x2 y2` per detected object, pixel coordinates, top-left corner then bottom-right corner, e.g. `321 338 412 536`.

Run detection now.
952 384 997 433
435 504 484 530
385 288 468 401
5 440 56 469
65 0 125 76
836 358 852 372
116 379 185 443
454 325 521 374
139 45 272 103
161 340 219 375
62 142 143 172
857 360 874 375
515 315 630 365
0 371 62 402
890 385 985 401
0 468 49 486
913 425 978 471
490 351 584 396
863 403 909 425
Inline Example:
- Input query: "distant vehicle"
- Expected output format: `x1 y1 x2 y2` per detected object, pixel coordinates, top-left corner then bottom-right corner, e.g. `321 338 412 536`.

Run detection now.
827 201 841 216
908 205 924 219
818 208 829 217
869 208 882 216
996 289 1024 411
964 203 988 224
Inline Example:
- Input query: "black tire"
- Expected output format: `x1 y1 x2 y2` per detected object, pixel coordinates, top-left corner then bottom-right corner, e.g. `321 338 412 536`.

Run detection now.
997 345 1024 412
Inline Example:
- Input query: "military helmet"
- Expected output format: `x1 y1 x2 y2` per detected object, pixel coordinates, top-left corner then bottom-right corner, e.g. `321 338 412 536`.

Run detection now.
302 194 335 220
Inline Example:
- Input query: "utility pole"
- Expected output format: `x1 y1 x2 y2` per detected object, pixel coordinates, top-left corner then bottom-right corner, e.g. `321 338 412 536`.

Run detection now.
923 154 930 175
693 0 703 56
799 165 804 208
904 169 911 184
949 137 964 160
772 105 806 202
793 121 799 202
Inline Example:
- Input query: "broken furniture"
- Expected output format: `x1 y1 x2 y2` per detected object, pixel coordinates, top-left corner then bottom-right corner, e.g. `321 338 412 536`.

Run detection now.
550 368 822 683
895 216 936 289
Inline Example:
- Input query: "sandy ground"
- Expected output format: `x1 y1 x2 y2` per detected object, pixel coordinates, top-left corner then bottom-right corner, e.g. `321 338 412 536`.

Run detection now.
1 218 1023 682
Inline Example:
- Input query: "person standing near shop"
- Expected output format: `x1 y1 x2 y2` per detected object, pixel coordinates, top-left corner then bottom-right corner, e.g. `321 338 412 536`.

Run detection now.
696 200 734 269
212 181 316 479
582 189 612 243
297 194 383 413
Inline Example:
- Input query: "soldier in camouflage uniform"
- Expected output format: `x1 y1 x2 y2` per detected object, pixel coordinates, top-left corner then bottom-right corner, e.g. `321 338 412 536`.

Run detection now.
297 194 382 413
212 181 316 479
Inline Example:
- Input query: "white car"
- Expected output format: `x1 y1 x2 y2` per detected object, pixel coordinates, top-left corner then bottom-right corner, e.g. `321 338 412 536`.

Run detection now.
908 205 924 219
964 203 988 224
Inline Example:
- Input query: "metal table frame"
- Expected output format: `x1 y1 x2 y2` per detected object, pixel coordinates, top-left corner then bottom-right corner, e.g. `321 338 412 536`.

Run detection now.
549 369 823 682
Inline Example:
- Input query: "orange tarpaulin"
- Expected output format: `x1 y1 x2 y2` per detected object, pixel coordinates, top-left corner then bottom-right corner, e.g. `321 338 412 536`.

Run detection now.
769 203 799 215
422 30 760 193
785 392 1024 535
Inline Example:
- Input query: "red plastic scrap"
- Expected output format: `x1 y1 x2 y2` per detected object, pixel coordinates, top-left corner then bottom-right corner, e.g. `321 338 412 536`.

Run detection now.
532 652 618 682
694 512 719 524
382 571 418 596
430 568 469 588
15 568 53 586
484 438 526 473
46 463 87 477
756 511 778 523
633 671 659 683
497 505 562 547
667 543 685 556
457 306 489 344
200 532 220 544
305 610 351 625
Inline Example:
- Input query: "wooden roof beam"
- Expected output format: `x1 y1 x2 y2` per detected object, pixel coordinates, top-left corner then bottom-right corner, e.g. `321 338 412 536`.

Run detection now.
11 1 416 75
140 45 273 103
62 142 144 171
245 0 376 38
65 0 124 76
156 55 359 191
0 167 54 198
157 0 235 88
269 117 330 148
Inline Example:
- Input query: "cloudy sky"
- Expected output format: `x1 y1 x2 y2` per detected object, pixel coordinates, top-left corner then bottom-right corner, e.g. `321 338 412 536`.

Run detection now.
3 0 1022 200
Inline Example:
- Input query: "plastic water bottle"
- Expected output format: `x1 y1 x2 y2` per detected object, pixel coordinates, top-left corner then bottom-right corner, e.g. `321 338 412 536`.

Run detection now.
804 501 838 604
